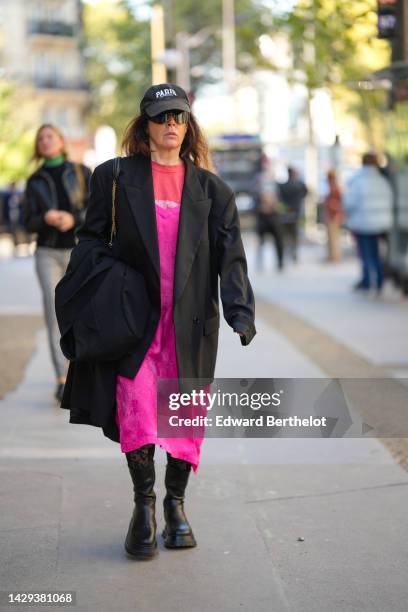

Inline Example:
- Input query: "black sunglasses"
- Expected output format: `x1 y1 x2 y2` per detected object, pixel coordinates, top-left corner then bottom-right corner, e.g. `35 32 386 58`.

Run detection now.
149 110 190 124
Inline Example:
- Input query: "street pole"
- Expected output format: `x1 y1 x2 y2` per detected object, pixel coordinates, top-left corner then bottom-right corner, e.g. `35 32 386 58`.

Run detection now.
222 0 237 129
222 0 236 83
151 4 167 84
174 26 216 93
303 3 319 232
176 32 190 91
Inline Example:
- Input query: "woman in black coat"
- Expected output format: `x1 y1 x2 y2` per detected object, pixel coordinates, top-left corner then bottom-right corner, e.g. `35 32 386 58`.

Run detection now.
23 124 91 403
60 83 256 560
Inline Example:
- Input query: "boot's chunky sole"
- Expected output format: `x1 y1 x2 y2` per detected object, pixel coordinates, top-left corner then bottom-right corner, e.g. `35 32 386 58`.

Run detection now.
162 526 197 548
124 540 158 560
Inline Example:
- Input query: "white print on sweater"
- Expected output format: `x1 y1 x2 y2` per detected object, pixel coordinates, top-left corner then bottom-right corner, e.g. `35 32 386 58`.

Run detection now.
155 199 180 208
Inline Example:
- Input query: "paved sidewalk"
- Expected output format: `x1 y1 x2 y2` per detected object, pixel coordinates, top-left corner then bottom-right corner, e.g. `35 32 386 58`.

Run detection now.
1 242 408 611
244 233 408 375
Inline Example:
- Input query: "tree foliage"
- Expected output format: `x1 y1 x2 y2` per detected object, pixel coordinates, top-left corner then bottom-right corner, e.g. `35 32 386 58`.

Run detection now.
83 0 271 140
170 0 271 79
0 82 38 184
83 0 151 140
83 0 391 150
272 0 391 149
273 0 389 90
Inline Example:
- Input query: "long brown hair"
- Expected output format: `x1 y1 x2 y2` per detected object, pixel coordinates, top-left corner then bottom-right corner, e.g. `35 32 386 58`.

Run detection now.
121 111 214 171
32 123 68 162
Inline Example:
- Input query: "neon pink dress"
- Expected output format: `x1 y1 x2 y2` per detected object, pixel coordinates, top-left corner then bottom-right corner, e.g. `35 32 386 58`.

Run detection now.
115 160 204 473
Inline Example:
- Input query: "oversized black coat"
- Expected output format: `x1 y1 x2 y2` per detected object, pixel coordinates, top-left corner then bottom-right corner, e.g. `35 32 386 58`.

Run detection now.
60 153 256 443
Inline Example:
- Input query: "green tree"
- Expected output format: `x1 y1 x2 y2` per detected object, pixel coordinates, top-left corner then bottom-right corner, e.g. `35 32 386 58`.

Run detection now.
83 0 272 140
83 0 151 141
0 81 37 185
272 0 390 149
170 0 271 82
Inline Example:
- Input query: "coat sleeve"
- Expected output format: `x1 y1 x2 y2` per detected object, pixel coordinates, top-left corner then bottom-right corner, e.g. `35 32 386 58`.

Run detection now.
216 192 256 346
75 162 112 244
22 179 47 233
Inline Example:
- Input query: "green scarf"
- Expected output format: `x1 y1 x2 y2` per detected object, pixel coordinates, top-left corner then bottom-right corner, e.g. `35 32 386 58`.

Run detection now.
43 153 65 167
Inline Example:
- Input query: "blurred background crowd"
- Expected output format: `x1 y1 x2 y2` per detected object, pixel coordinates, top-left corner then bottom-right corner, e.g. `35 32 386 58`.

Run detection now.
0 0 408 288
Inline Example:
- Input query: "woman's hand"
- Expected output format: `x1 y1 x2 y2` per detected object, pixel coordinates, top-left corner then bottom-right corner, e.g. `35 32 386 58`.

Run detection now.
44 210 62 226
56 211 75 232
43 210 75 231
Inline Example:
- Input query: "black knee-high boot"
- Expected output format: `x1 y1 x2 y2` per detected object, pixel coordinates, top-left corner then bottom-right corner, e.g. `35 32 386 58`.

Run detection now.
162 455 196 548
125 445 158 560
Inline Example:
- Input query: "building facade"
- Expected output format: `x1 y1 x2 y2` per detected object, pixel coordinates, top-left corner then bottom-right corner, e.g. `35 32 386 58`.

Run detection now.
0 0 91 159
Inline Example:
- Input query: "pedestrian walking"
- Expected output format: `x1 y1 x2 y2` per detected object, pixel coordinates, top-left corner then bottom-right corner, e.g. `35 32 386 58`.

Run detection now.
343 152 393 292
4 182 25 254
255 163 284 271
58 83 256 560
323 169 343 262
22 124 91 402
277 166 308 262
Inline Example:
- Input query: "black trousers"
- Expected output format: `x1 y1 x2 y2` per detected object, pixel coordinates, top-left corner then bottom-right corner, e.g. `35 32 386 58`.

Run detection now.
256 212 284 269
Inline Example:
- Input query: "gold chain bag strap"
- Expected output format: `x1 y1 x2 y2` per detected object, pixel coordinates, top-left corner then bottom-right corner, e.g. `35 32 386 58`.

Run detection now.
109 156 121 248
74 163 86 207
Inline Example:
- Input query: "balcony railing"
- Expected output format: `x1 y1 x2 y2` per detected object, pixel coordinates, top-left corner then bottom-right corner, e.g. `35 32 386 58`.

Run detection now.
27 20 76 37
33 77 89 92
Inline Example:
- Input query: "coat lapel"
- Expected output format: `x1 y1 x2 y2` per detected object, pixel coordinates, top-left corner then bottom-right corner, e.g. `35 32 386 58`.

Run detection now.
123 156 161 280
173 159 211 303
122 155 212 304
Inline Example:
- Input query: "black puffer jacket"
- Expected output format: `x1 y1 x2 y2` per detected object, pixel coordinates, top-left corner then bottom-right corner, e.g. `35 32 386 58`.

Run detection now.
23 160 92 248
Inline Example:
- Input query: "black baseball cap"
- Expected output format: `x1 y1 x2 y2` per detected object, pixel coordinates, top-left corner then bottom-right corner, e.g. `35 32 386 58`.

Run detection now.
140 83 191 118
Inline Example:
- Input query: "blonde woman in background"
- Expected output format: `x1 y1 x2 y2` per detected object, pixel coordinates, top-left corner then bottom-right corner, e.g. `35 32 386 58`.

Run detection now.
23 125 91 402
